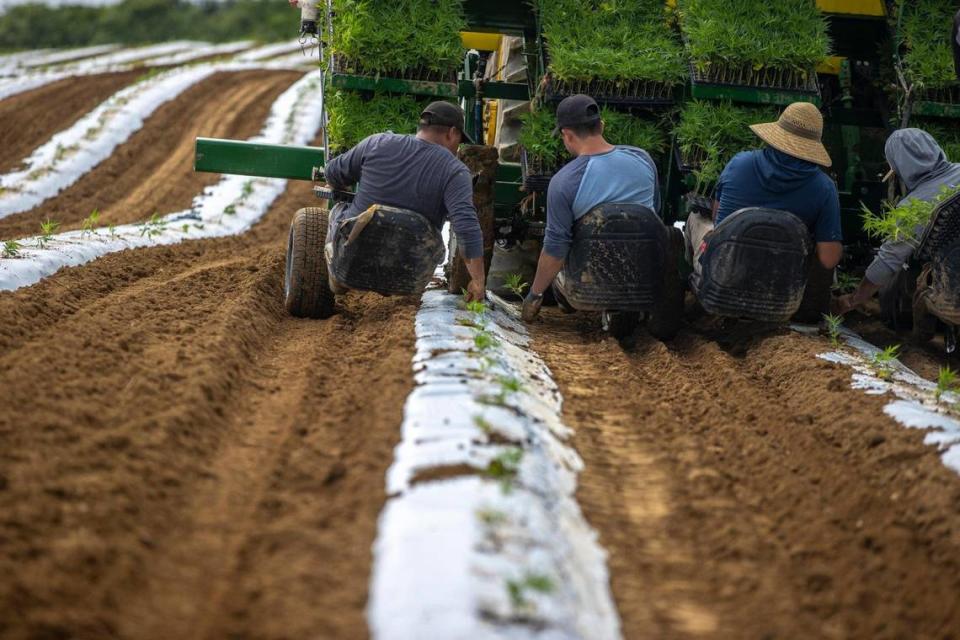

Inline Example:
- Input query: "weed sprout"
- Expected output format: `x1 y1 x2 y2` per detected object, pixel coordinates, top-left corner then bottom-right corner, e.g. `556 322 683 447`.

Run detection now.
504 273 529 298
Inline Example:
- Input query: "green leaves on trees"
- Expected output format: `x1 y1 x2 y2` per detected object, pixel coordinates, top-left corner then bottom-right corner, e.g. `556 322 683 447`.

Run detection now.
538 0 687 84
900 0 960 90
678 0 830 75
332 0 465 75
674 101 777 194
326 91 431 154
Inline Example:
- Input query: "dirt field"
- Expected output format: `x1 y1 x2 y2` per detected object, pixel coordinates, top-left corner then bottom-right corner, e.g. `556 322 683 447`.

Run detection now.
533 312 960 640
0 70 144 174
0 69 303 240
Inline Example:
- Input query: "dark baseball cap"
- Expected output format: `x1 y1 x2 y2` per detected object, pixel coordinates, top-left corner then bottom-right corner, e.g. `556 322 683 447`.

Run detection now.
419 101 475 144
552 94 601 135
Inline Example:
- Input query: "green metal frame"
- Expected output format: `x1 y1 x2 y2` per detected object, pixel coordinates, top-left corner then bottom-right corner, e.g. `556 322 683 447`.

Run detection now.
195 138 325 180
688 83 821 107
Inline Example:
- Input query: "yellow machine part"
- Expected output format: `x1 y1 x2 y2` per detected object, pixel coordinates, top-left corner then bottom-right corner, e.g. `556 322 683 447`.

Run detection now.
816 56 845 75
460 32 503 52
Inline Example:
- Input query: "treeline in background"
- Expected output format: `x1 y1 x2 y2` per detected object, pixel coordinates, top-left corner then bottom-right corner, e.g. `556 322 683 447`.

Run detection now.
0 0 297 50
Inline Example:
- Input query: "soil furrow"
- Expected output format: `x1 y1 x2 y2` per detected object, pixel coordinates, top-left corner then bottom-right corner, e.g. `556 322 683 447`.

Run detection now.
0 173 413 639
0 69 302 241
533 313 960 640
0 70 144 174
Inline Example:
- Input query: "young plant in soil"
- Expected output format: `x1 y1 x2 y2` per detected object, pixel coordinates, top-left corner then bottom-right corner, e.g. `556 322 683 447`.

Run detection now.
80 209 101 238
473 330 500 353
2 239 22 258
486 447 523 492
862 185 960 244
872 345 901 381
678 0 830 76
832 270 860 294
507 573 555 610
822 313 843 348
37 219 60 249
936 366 958 403
538 0 686 85
139 213 167 238
505 273 528 298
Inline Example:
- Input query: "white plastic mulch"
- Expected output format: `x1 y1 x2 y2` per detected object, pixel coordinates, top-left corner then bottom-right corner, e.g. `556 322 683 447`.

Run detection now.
815 329 960 474
0 68 323 291
21 44 119 69
367 290 621 640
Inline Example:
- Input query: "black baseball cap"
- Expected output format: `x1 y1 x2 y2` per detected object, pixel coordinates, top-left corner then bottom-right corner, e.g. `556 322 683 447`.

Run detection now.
419 101 475 144
552 94 601 135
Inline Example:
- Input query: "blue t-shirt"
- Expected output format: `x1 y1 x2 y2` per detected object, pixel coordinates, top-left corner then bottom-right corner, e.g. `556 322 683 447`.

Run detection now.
543 146 659 258
715 147 842 243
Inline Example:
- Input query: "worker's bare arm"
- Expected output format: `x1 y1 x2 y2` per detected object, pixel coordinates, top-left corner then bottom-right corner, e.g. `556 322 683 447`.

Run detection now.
463 256 486 302
816 241 842 270
531 251 564 296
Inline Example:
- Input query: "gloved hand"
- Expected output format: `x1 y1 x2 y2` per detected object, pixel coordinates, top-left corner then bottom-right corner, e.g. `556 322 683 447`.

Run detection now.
521 291 544 322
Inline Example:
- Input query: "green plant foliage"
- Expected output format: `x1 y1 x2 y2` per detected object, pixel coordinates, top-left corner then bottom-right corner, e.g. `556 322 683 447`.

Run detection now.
912 120 960 163
861 185 960 244
900 0 960 90
822 313 843 348
332 0 465 75
506 573 555 609
832 270 860 294
37 219 60 249
0 0 298 50
936 366 958 402
519 106 668 173
679 0 830 73
504 273 529 298
674 101 777 194
2 239 22 258
538 0 687 84
80 209 101 238
486 447 523 492
872 344 900 380
326 90 431 155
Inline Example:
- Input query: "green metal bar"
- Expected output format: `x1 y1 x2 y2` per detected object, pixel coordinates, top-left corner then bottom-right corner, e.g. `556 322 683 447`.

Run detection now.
689 83 821 107
458 80 530 101
912 101 960 119
194 138 324 180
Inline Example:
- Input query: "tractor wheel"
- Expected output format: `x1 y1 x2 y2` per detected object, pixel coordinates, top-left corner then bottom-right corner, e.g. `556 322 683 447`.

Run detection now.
602 311 640 339
445 232 471 295
647 226 685 341
284 207 335 319
879 270 913 331
912 296 937 344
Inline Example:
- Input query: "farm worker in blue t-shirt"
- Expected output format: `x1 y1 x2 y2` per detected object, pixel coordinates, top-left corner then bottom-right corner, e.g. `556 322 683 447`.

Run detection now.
521 94 660 322
684 102 843 276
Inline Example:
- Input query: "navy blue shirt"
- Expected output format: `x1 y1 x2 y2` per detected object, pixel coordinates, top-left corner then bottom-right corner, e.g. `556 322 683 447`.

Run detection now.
543 146 659 258
715 148 842 242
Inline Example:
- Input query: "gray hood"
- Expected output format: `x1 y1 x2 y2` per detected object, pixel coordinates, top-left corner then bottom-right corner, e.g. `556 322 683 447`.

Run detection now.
885 128 960 202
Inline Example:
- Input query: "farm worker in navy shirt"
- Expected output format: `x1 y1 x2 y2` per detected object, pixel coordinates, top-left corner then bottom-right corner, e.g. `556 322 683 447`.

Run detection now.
685 102 843 274
521 94 660 322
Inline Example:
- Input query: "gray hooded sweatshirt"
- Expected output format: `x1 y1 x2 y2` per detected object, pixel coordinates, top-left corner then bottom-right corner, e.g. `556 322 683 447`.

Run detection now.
865 129 960 287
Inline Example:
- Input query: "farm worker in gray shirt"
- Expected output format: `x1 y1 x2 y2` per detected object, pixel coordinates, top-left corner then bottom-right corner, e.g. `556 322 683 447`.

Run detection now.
837 129 960 314
521 94 660 322
324 101 486 301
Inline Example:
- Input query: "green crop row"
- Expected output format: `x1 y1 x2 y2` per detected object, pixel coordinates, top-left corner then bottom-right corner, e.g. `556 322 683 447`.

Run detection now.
326 91 431 154
538 0 687 84
900 0 960 90
678 0 830 74
519 106 668 174
332 0 465 75
675 100 778 194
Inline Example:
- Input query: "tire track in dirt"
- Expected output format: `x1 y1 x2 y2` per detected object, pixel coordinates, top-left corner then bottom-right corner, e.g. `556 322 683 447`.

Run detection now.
0 69 302 241
0 70 144 174
533 313 960 640
0 175 414 639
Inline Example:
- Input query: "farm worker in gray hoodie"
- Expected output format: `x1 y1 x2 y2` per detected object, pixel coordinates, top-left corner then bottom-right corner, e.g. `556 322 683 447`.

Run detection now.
837 129 960 314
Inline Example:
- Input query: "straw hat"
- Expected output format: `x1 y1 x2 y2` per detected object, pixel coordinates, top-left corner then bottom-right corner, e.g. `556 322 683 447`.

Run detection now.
750 102 832 168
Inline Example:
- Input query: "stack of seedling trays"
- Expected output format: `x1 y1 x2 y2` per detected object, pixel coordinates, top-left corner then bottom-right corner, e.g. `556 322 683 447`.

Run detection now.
678 0 829 106
535 0 687 108
897 0 960 120
324 0 467 155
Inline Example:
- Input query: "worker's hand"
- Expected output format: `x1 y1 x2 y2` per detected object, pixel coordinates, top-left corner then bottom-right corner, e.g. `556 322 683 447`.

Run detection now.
521 291 544 323
833 294 859 316
465 279 486 303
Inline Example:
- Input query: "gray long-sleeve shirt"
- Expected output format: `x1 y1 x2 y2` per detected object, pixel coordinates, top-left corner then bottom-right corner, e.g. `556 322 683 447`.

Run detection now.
325 133 483 259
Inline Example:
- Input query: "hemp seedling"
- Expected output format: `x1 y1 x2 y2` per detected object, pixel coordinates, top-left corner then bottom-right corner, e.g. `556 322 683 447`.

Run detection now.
506 573 555 610
832 271 860 294
139 213 167 238
504 273 528 298
822 313 843 348
80 209 100 238
37 219 59 249
222 204 237 216
872 345 900 381
2 240 22 258
486 447 523 492
473 330 499 352
241 180 254 200
936 366 958 402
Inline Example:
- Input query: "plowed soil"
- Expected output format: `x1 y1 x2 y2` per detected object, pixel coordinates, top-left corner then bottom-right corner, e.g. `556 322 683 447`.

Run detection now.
0 69 302 241
0 70 144 174
0 176 417 639
533 313 960 640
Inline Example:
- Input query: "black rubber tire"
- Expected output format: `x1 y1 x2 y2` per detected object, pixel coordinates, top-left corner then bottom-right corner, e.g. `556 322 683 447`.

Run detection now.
879 269 913 331
445 232 471 295
912 296 937 344
603 311 639 339
284 207 335 319
647 226 684 341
